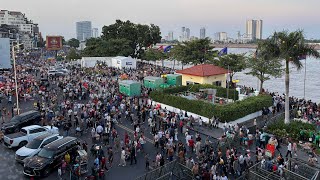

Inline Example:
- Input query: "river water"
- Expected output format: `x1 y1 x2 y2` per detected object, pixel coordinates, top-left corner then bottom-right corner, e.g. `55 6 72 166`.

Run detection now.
158 48 320 103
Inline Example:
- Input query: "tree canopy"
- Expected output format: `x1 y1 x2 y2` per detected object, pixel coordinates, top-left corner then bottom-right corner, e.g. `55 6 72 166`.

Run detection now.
245 40 283 92
81 38 133 57
66 48 81 60
169 38 217 65
213 53 247 82
99 20 162 58
142 48 168 61
67 38 80 48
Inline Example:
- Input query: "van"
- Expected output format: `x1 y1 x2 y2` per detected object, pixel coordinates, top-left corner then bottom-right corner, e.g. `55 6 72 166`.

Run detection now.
1 110 41 134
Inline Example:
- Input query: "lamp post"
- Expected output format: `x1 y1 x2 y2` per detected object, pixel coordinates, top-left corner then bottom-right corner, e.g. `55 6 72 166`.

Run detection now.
12 43 23 115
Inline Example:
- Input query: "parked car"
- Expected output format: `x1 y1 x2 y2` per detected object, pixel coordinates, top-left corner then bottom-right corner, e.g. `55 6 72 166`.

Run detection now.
3 125 58 148
15 133 63 163
1 110 41 134
47 70 58 76
23 137 78 177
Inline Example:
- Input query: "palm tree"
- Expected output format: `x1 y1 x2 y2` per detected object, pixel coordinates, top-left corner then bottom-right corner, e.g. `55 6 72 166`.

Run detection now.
269 30 320 124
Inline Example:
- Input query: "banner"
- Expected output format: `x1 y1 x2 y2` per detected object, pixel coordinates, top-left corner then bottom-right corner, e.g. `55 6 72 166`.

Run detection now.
46 36 62 50
0 38 11 69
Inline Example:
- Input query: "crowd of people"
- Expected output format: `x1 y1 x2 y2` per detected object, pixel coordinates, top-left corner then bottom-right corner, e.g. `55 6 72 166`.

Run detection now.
0 48 319 180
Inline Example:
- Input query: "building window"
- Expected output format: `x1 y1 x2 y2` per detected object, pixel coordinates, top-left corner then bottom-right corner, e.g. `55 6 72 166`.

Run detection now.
186 81 194 85
214 81 222 87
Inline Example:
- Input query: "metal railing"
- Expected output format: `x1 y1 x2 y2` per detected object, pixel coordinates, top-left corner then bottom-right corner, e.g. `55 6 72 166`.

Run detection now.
135 160 194 180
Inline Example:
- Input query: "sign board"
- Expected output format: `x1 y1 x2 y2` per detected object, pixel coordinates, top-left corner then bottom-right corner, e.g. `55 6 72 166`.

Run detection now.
46 36 63 50
0 38 11 69
126 62 132 65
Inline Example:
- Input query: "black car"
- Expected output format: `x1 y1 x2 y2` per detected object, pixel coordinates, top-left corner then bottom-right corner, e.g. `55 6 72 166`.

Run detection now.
1 110 41 134
23 137 78 177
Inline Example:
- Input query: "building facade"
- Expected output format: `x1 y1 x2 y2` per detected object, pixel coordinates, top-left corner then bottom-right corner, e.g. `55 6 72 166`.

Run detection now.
92 28 99 38
246 19 263 40
76 21 92 41
200 27 206 39
180 27 191 42
0 10 40 49
168 31 173 41
214 32 228 42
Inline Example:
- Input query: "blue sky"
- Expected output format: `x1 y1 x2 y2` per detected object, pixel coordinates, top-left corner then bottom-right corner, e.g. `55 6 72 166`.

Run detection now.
1 0 319 39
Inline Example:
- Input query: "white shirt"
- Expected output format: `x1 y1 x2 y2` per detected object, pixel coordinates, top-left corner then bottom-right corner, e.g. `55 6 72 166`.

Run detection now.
287 143 292 151
121 150 126 159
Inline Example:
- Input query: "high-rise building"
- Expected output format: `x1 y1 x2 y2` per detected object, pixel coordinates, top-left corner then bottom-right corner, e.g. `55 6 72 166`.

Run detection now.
92 28 99 38
76 21 92 41
200 27 206 39
185 28 190 40
168 31 174 41
246 19 263 40
214 32 228 42
255 20 263 40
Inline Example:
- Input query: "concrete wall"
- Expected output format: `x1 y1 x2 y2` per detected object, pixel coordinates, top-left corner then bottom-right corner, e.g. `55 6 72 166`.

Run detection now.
202 74 227 88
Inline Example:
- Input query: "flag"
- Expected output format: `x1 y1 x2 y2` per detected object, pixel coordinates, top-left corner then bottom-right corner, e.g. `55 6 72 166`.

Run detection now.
218 47 227 56
298 55 307 60
163 45 172 53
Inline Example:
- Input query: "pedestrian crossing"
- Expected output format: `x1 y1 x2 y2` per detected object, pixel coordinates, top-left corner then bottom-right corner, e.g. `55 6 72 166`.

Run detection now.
116 123 154 144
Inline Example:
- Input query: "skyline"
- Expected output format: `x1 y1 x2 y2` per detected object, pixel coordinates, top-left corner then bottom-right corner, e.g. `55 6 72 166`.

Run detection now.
2 0 320 40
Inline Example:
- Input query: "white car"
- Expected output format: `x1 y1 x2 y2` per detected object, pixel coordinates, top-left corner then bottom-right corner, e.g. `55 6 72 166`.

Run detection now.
48 70 58 76
3 125 58 148
15 133 63 163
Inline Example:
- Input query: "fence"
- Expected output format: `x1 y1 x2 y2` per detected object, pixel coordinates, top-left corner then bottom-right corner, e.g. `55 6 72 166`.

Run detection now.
135 160 194 180
241 159 320 180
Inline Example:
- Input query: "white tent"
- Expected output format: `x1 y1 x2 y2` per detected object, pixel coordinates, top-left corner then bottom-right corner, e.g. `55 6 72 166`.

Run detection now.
80 57 113 68
112 56 136 69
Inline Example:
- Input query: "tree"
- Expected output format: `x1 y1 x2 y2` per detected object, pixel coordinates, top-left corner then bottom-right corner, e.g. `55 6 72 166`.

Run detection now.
66 48 81 60
169 43 188 69
68 38 80 48
143 48 168 62
62 37 66 45
268 30 320 124
81 38 133 57
104 38 133 57
213 53 246 83
169 38 217 68
101 20 162 58
246 40 283 92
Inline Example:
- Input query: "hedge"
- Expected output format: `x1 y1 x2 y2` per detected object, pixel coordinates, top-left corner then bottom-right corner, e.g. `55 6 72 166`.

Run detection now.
213 95 273 122
162 84 239 100
266 121 315 140
150 90 273 122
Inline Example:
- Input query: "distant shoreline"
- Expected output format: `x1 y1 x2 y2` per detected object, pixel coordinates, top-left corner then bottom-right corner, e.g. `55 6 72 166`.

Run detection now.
213 43 320 50
158 43 320 50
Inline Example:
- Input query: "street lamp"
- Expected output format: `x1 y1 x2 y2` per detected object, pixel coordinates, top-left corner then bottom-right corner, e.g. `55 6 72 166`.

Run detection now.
12 43 23 115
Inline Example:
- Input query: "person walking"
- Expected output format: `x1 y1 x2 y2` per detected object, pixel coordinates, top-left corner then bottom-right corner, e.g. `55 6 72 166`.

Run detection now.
145 153 150 171
285 141 292 158
130 144 137 165
118 147 126 167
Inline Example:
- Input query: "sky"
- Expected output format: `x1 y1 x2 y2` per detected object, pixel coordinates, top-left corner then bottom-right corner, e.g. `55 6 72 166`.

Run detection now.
1 0 320 40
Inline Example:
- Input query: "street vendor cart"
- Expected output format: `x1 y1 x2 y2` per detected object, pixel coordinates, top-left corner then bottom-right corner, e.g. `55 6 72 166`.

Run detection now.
76 150 88 175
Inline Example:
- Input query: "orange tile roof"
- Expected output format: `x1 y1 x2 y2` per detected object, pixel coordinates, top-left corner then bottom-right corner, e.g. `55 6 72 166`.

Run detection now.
176 64 228 77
